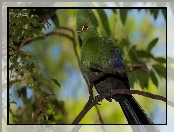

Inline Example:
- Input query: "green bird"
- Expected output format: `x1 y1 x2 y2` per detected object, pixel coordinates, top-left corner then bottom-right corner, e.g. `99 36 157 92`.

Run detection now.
76 9 157 127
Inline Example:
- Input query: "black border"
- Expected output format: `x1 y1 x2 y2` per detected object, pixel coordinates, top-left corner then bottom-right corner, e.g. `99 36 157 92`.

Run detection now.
7 6 167 125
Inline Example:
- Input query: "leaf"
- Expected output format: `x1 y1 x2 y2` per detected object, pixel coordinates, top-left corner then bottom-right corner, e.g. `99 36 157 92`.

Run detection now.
27 77 33 85
147 38 158 53
162 9 166 21
138 71 149 89
52 14 59 27
120 9 128 25
152 64 166 79
111 9 117 14
154 57 166 63
51 78 61 88
96 9 110 36
91 10 98 27
150 71 158 88
9 101 17 105
33 65 41 74
150 9 159 20
127 72 137 88
136 50 147 58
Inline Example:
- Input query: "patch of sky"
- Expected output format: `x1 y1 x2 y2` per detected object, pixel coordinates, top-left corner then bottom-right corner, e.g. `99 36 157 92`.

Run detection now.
21 43 34 52
128 9 145 29
43 18 55 34
26 86 34 99
153 103 166 124
51 44 62 60
59 62 87 100
104 9 112 17
152 43 166 58
129 31 141 43
9 85 24 108
153 10 166 29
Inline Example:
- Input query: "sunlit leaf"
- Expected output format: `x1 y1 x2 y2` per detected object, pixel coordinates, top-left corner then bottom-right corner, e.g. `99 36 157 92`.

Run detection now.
154 57 166 63
147 38 158 53
152 64 166 78
96 9 110 36
150 71 158 88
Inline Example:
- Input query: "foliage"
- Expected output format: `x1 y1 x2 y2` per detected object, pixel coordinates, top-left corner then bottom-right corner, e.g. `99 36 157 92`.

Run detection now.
9 9 64 124
8 8 166 124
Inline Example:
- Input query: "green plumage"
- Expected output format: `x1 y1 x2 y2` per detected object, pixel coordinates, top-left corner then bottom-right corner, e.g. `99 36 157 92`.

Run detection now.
76 9 155 125
76 9 129 101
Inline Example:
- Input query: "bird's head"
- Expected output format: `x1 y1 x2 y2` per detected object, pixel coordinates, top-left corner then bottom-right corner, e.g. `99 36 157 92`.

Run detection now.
76 9 98 43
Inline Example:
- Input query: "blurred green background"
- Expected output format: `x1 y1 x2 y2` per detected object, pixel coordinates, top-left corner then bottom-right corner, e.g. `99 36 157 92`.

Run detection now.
8 8 166 124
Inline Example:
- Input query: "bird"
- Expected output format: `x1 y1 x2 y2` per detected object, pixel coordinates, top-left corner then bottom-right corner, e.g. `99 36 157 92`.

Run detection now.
76 9 155 125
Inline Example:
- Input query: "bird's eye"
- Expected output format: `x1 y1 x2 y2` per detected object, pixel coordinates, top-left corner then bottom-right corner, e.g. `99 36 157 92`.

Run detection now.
82 24 88 31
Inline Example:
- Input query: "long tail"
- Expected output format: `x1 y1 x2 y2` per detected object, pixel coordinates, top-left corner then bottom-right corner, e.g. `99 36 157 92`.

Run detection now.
118 95 153 124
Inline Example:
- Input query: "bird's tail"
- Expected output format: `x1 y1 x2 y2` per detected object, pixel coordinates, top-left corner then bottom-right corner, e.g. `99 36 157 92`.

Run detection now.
118 95 153 124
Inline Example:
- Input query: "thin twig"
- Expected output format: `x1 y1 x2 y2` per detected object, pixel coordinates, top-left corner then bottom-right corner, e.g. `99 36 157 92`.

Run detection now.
95 105 104 124
30 93 54 124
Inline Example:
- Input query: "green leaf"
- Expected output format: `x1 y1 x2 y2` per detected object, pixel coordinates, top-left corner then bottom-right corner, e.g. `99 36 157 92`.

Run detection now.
33 65 41 74
52 14 59 27
127 72 137 88
154 57 166 63
9 51 13 55
96 9 110 36
27 77 33 84
152 64 166 79
136 50 147 58
91 10 98 27
147 38 158 53
150 71 158 88
120 9 128 25
9 101 17 105
10 58 13 63
150 9 159 20
51 78 61 88
138 71 149 89
162 9 166 21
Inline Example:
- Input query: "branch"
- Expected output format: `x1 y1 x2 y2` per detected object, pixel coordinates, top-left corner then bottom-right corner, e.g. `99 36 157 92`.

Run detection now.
89 61 149 84
72 61 166 124
72 88 166 124
23 28 81 68
30 93 54 124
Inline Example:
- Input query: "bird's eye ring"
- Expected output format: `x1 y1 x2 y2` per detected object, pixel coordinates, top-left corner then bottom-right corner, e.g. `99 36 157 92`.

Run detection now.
82 24 89 31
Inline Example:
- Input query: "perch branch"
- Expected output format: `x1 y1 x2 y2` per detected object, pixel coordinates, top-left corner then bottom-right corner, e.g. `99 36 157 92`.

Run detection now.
71 61 166 124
